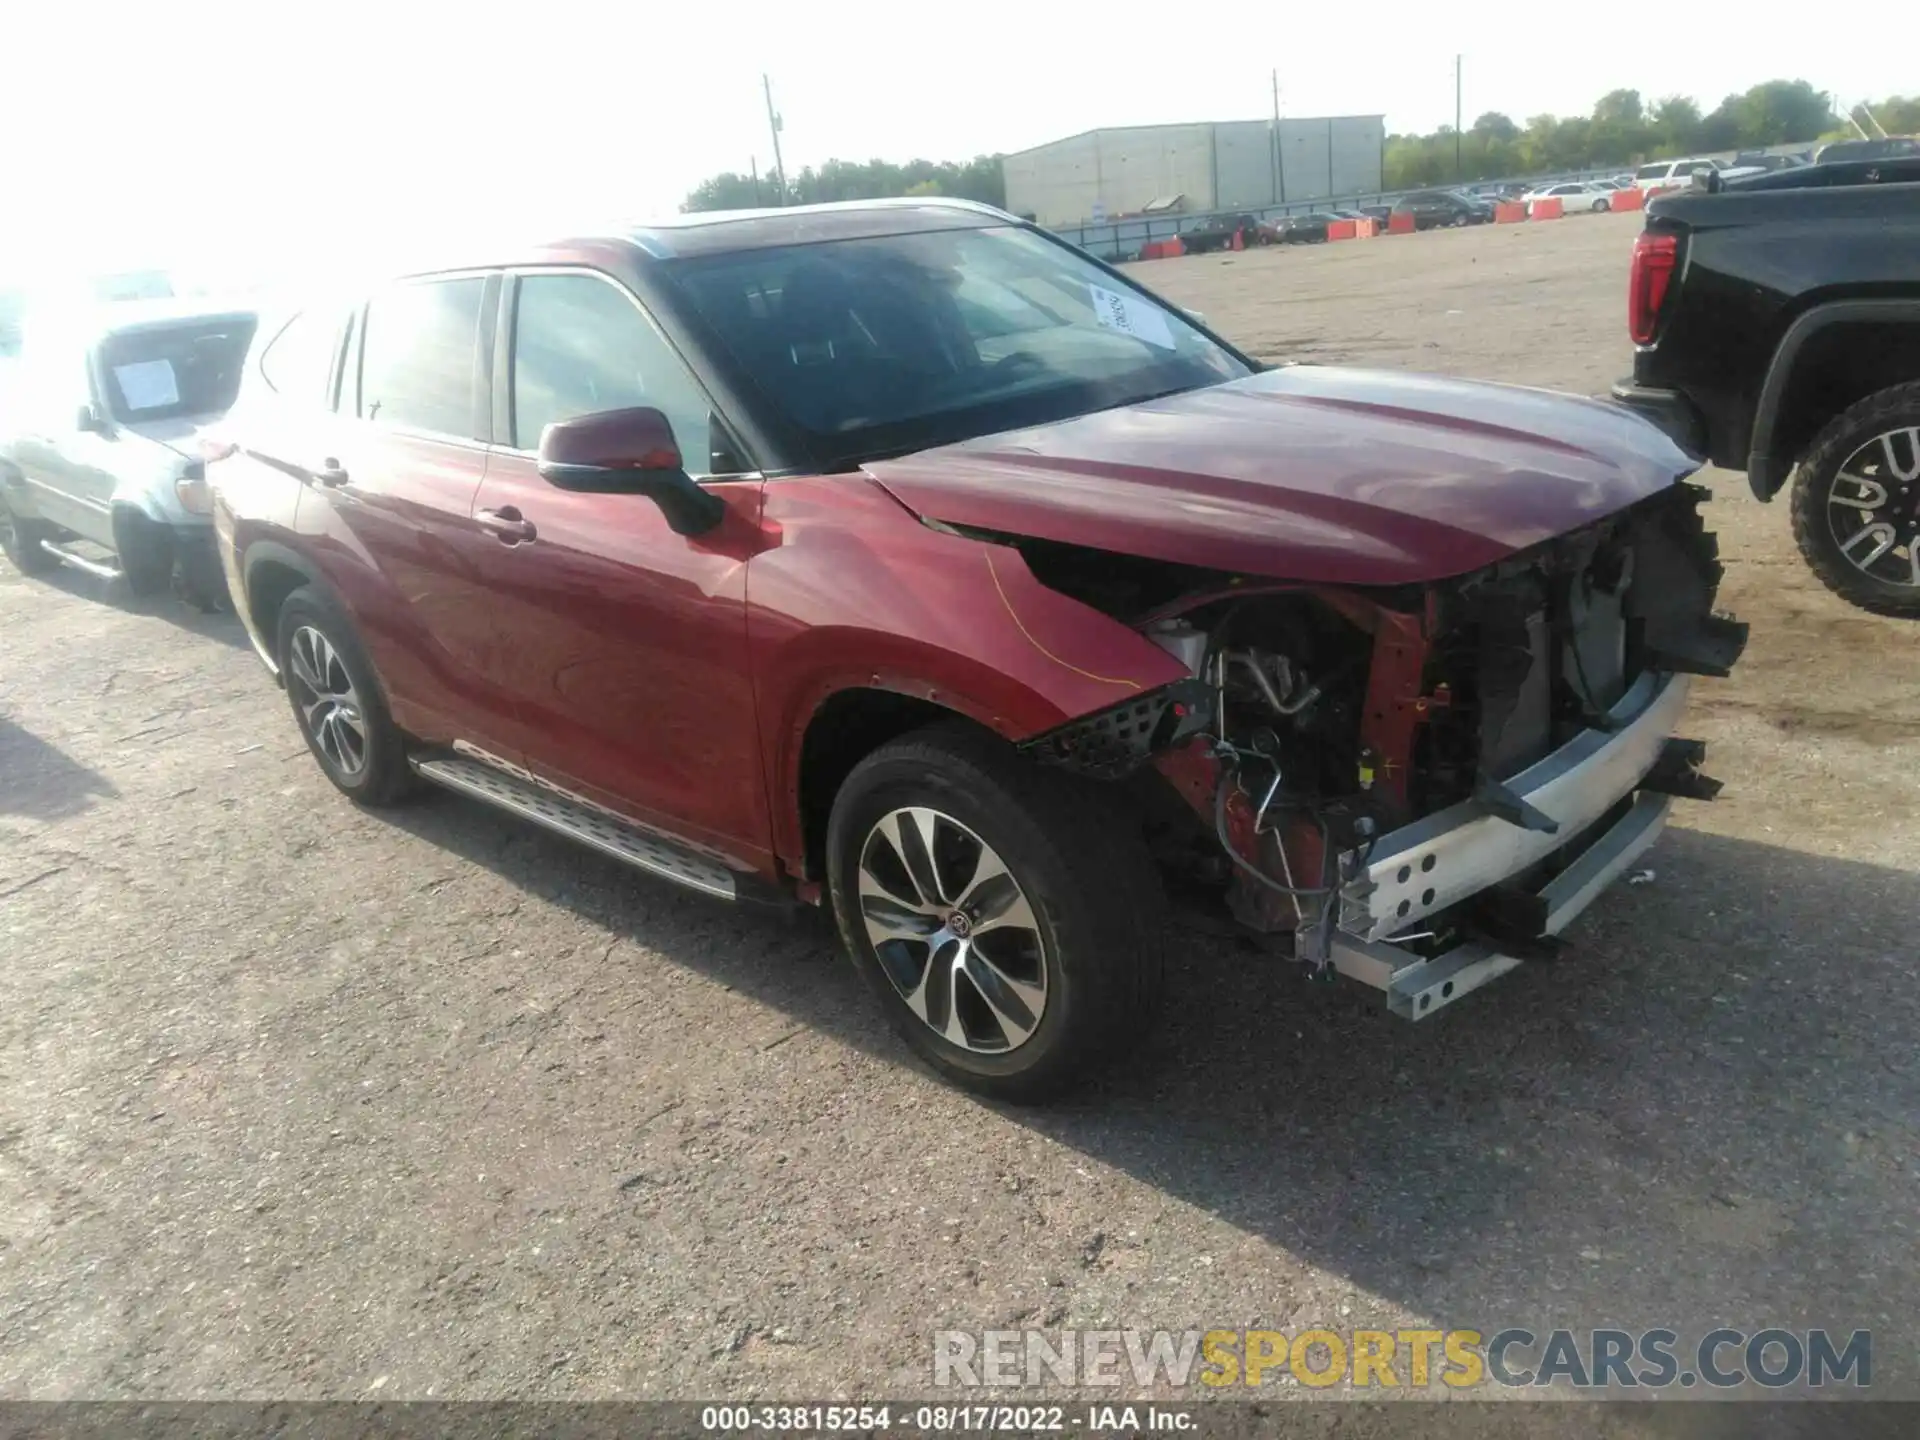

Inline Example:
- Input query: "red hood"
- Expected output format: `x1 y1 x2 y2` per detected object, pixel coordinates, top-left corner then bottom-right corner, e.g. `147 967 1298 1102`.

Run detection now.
863 366 1698 585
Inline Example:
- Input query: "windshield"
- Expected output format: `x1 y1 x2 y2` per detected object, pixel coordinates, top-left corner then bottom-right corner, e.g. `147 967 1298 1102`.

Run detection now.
97 316 257 424
659 224 1250 465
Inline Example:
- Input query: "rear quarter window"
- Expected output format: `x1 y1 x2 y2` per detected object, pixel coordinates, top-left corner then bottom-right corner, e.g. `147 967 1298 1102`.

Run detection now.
258 311 340 404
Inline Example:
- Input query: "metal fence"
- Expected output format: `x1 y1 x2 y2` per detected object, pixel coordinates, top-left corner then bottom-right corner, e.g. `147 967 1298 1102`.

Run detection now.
1050 166 1631 261
1049 141 1824 261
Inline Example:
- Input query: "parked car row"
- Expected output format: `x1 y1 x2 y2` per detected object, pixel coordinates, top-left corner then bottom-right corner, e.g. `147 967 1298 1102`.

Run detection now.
3 197 1751 1104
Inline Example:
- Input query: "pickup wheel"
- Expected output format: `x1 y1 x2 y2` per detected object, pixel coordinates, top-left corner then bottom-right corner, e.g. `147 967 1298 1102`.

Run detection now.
0 493 61 575
1789 381 1920 617
276 587 417 805
826 724 1165 1102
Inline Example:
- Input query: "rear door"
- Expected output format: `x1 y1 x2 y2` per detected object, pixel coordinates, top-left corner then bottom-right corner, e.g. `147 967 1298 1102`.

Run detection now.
467 267 772 867
287 273 527 754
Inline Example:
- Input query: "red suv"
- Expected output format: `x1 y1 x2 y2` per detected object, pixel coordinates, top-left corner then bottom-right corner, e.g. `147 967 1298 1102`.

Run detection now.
211 200 1745 1099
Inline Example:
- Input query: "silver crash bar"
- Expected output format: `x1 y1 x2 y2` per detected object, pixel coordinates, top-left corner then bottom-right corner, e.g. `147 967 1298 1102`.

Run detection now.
1327 670 1690 1019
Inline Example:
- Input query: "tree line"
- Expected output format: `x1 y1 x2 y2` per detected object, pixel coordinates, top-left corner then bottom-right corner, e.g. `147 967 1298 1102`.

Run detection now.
684 155 1005 213
681 84 1916 213
1384 83 1914 189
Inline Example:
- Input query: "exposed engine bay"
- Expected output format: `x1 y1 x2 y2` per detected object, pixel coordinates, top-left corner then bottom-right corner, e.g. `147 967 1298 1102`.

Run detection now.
1014 482 1748 984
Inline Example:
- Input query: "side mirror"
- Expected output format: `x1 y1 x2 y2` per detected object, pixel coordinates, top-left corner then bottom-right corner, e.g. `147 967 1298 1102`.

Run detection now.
536 406 725 537
1182 307 1210 328
75 403 109 435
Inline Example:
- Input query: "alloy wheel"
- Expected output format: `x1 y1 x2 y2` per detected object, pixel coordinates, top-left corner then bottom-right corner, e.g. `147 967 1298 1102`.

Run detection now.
855 806 1049 1054
286 624 369 778
1826 426 1920 591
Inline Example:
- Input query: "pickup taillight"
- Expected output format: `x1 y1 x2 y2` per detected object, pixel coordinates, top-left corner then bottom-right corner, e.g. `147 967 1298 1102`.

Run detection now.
1628 231 1679 345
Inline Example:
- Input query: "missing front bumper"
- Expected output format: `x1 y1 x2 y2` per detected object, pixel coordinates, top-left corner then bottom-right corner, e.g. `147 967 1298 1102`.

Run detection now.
1324 668 1706 1020
1326 790 1671 1019
1342 670 1690 941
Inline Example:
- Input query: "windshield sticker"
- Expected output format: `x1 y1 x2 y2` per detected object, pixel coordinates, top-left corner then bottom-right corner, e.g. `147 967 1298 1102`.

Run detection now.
113 359 180 411
1087 283 1176 351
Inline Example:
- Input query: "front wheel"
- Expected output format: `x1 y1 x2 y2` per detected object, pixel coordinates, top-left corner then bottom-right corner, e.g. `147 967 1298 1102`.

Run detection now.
827 724 1165 1102
276 586 419 803
1789 381 1920 617
1594 198 1611 212
113 510 176 595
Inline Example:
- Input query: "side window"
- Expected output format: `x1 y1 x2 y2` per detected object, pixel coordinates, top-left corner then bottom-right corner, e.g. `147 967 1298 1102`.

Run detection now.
510 272 718 471
258 311 339 404
358 277 486 436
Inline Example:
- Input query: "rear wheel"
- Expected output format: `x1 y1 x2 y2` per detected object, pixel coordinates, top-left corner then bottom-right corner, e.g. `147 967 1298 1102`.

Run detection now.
0 492 61 575
1789 381 1920 617
826 724 1165 1102
1594 197 1611 213
276 586 418 804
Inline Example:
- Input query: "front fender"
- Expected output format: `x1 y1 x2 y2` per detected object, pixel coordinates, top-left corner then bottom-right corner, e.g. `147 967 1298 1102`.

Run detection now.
749 476 1190 867
108 439 196 526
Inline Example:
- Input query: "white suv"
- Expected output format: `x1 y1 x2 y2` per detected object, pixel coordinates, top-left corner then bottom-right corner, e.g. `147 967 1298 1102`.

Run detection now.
0 301 256 608
1631 157 1764 194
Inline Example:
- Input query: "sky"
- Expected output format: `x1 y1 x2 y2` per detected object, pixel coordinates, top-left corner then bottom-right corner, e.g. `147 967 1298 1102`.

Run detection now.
0 0 1909 289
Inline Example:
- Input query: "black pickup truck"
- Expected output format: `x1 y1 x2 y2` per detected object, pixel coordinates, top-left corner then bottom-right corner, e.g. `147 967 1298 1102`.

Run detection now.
1612 158 1920 615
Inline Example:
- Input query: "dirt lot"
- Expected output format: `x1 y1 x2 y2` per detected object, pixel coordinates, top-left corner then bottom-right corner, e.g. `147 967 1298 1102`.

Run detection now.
2 211 1916 1403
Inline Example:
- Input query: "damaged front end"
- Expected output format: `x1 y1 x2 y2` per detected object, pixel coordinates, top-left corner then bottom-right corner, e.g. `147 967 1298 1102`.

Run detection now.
1018 482 1748 1020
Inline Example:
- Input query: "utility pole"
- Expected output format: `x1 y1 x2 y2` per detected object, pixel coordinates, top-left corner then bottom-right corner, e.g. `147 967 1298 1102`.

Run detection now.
1455 55 1464 181
1271 68 1287 203
763 75 788 205
750 156 762 207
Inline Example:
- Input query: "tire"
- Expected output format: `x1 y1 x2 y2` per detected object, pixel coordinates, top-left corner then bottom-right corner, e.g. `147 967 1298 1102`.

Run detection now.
0 490 61 575
1788 381 1920 618
1595 198 1611 213
275 586 418 803
114 510 174 596
826 722 1166 1102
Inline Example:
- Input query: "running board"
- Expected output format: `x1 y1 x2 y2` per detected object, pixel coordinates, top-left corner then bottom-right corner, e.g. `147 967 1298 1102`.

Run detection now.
40 540 122 581
409 755 738 900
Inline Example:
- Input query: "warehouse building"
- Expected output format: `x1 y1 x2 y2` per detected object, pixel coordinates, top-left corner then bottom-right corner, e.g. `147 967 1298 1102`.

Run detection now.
1003 116 1386 228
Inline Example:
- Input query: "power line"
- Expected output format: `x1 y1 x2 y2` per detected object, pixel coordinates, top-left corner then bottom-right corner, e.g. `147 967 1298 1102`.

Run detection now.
763 75 788 205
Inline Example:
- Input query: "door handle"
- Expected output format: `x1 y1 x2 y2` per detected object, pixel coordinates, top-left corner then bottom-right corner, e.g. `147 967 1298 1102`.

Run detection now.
476 506 537 543
313 458 350 487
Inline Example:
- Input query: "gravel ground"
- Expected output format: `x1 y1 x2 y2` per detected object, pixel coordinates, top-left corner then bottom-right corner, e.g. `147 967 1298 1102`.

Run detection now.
1 211 1915 1406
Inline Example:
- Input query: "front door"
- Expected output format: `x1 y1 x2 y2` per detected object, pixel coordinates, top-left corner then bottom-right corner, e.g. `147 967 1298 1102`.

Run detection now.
469 269 772 870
